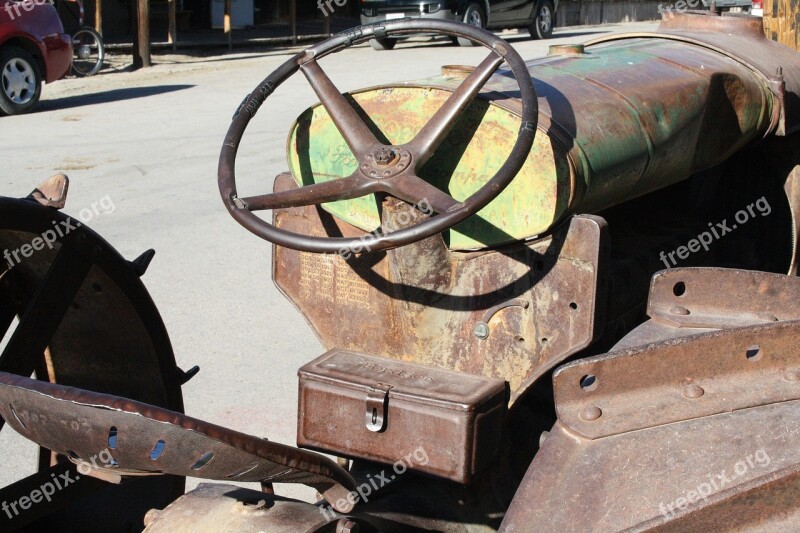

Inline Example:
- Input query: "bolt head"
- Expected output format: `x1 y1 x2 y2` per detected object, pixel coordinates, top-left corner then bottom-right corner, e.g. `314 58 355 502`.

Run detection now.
580 405 602 421
374 147 397 166
683 384 705 399
473 322 490 339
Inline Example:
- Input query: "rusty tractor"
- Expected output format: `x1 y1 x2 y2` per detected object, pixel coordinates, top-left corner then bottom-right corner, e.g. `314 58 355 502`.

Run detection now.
2 10 800 532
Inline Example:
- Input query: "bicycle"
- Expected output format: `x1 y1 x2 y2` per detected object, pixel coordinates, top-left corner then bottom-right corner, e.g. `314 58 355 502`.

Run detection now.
57 0 105 77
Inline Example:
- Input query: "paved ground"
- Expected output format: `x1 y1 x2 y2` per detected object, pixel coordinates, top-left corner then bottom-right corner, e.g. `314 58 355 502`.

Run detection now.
0 21 659 504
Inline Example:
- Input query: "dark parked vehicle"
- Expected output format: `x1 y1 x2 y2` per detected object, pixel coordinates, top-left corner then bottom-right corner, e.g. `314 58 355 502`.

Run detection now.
0 2 71 115
360 0 557 49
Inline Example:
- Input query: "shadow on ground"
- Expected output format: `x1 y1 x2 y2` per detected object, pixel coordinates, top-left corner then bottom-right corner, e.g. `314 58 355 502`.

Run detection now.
37 85 195 112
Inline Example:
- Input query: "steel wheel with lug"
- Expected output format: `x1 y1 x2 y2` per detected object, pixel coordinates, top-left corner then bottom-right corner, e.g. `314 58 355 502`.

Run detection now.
0 47 41 115
0 191 187 531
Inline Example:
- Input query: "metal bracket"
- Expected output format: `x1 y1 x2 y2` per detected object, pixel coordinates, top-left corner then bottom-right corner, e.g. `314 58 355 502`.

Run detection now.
555 319 800 439
648 268 800 329
365 383 391 432
554 268 800 439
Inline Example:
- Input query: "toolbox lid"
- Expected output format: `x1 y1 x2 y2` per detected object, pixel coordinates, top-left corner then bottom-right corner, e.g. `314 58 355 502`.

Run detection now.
298 350 508 411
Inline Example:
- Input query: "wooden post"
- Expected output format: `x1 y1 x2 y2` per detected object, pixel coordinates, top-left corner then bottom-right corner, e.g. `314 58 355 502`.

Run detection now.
94 0 103 36
763 0 800 50
224 0 232 51
133 0 151 69
290 0 297 45
168 0 177 50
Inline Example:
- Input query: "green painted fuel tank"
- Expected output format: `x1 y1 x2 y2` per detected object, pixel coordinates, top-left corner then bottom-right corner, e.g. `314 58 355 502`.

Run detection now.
287 14 793 250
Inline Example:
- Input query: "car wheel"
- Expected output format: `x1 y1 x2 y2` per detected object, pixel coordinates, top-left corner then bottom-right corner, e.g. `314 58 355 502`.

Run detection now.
0 46 42 116
530 0 555 39
370 38 397 51
458 2 486 46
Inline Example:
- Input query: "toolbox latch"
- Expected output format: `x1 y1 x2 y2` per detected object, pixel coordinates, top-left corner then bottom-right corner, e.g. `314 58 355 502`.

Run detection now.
365 384 392 432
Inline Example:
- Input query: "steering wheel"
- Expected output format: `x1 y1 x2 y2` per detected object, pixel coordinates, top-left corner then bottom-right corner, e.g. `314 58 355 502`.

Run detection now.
218 19 537 254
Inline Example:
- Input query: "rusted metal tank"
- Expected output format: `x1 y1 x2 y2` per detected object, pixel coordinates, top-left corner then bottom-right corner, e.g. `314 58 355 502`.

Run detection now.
285 12 796 250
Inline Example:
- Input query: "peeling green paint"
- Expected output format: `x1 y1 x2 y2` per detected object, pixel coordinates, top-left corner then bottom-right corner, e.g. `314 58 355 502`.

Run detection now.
287 87 570 250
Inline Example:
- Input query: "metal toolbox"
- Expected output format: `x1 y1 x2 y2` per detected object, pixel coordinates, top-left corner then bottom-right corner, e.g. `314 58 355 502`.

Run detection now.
297 349 509 484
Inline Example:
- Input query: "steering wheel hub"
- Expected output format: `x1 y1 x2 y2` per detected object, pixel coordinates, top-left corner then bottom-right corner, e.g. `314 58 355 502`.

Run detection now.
361 146 410 178
374 147 399 166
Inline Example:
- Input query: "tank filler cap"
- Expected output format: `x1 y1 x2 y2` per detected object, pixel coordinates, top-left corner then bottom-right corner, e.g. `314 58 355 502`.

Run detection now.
441 64 476 79
548 44 586 56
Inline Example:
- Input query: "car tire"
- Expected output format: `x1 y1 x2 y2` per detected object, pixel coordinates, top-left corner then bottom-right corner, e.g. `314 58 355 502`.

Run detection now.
530 0 555 40
458 2 486 47
370 38 397 51
0 46 42 116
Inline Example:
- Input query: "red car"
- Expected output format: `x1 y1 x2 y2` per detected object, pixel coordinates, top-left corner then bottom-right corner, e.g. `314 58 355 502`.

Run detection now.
0 2 71 115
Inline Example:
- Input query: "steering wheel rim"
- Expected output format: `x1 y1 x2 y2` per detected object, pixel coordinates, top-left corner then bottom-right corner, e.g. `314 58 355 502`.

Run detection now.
218 19 538 254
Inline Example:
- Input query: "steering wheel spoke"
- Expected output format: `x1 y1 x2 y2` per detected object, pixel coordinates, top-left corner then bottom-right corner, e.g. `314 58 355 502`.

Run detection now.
299 59 381 160
386 175 461 214
240 173 379 211
407 51 505 168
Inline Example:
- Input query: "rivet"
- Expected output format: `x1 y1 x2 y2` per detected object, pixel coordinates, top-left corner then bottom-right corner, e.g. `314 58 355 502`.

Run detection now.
683 384 704 399
580 405 602 421
670 305 690 316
